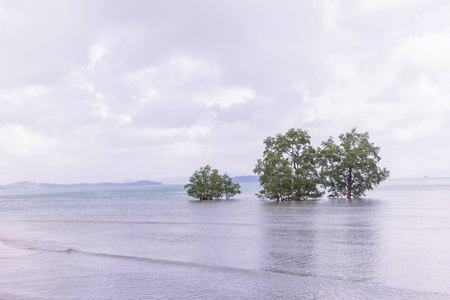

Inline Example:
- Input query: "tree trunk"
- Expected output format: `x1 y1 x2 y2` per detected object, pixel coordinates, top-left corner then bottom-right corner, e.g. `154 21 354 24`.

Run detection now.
347 167 352 199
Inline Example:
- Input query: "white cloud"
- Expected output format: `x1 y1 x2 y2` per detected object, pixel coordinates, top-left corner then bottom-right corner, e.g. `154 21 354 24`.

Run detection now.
0 124 56 157
362 0 429 13
194 87 256 108
89 44 107 68
418 74 448 108
0 85 50 104
391 31 450 70
170 141 212 156
130 124 211 140
168 56 221 80
322 0 341 31
126 55 221 104
2 1 450 182
66 69 97 95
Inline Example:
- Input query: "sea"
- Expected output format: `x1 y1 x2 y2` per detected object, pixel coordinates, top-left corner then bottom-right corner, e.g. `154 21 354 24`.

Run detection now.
0 178 449 299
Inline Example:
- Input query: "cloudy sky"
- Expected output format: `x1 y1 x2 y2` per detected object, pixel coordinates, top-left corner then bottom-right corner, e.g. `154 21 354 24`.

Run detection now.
1 0 450 184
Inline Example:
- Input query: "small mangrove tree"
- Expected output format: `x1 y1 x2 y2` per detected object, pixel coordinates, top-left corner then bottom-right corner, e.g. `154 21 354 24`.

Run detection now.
185 165 241 200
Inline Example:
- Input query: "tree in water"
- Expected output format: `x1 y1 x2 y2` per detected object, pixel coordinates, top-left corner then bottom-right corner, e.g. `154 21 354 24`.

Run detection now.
254 128 323 201
319 128 390 199
185 165 241 200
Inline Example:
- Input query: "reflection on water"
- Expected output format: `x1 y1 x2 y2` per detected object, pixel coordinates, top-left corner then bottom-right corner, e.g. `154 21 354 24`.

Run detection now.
261 201 319 277
260 199 381 283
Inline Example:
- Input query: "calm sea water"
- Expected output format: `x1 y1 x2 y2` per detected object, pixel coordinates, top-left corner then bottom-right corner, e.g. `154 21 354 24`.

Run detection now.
0 179 449 299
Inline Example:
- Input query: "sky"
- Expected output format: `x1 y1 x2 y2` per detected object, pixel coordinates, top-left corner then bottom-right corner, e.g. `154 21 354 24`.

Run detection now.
1 0 450 184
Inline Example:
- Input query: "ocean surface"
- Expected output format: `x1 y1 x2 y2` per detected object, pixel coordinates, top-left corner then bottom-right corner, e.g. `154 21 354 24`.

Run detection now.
1 179 449 299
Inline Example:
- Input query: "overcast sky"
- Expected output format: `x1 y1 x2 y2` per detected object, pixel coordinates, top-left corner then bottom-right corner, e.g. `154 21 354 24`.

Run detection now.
1 0 450 183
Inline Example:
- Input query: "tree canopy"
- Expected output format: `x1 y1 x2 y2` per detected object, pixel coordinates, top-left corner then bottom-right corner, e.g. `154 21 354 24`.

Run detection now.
253 128 390 201
253 129 323 201
319 128 390 199
184 165 241 200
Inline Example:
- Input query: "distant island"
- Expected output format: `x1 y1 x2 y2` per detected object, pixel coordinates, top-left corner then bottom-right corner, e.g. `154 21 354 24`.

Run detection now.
0 180 162 190
232 175 259 183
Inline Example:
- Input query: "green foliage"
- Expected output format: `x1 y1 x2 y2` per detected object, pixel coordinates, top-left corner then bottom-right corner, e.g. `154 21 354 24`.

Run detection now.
253 129 323 201
185 165 241 200
319 128 390 199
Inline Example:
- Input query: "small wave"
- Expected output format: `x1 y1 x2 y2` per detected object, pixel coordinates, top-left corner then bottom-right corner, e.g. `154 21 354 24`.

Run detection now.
8 220 259 227
0 237 78 255
0 240 314 278
65 248 254 272
58 248 345 283
0 240 37 258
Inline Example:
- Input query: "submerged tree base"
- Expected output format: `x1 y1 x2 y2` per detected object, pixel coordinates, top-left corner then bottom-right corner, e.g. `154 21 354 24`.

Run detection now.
256 193 320 201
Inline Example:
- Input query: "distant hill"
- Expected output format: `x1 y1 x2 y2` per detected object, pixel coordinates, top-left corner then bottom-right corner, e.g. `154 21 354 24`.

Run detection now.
154 175 260 185
232 175 259 183
0 180 162 190
156 177 190 185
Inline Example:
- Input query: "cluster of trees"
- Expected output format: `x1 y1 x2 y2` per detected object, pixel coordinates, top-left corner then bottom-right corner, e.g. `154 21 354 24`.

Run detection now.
184 165 241 200
253 128 323 201
254 128 390 201
185 128 389 201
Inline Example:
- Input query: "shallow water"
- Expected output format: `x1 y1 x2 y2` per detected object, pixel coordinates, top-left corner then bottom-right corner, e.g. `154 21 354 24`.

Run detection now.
1 179 449 299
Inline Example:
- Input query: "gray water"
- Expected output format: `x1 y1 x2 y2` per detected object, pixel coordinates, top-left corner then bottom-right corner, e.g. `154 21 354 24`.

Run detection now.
0 179 449 299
